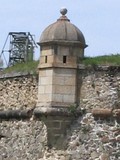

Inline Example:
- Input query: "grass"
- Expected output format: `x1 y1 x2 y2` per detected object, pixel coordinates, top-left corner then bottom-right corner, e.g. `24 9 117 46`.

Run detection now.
0 54 120 74
2 60 39 74
82 54 120 66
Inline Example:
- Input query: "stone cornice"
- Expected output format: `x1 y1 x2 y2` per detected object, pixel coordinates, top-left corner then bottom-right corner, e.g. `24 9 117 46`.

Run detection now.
0 71 37 79
34 107 84 117
38 40 87 48
92 108 120 120
0 109 34 119
78 64 120 72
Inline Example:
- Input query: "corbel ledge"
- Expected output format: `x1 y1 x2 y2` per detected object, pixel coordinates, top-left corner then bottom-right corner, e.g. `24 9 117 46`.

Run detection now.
34 107 84 117
92 108 120 119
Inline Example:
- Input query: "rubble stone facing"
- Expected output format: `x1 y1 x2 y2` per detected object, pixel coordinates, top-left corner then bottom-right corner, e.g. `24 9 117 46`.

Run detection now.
39 114 120 160
0 119 47 160
0 67 119 160
0 72 38 110
79 66 120 111
0 112 119 160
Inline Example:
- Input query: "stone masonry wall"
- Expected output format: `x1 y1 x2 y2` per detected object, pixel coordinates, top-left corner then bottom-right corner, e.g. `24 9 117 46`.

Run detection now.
0 67 119 111
0 118 47 160
0 67 120 160
39 113 120 160
78 66 120 111
0 72 38 110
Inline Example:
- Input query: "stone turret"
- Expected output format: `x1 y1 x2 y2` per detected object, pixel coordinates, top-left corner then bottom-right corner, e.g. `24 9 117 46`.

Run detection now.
37 8 87 108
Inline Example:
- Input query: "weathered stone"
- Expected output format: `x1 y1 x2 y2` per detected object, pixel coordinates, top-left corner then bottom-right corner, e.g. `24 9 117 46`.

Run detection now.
0 67 119 159
101 136 109 143
0 120 47 160
91 151 99 159
0 74 38 110
100 153 110 160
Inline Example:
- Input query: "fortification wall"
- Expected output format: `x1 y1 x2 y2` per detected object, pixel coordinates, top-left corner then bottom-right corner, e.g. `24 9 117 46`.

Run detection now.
0 66 119 111
0 72 38 110
0 119 47 160
78 66 120 111
0 66 119 160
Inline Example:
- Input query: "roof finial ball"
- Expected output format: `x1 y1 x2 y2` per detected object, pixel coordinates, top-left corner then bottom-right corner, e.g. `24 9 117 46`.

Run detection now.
60 8 68 16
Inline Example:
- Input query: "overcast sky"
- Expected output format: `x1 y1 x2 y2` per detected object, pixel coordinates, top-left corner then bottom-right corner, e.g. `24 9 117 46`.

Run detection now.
0 0 120 64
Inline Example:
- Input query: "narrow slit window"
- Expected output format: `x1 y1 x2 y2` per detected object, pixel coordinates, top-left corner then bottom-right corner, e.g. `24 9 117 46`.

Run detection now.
63 56 67 63
45 56 47 63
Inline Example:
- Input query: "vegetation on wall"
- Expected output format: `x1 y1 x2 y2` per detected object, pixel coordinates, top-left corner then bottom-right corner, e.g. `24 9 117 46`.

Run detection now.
0 54 119 74
82 54 120 66
1 60 39 74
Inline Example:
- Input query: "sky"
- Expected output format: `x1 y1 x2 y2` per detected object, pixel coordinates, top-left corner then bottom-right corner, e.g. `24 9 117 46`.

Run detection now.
0 0 120 65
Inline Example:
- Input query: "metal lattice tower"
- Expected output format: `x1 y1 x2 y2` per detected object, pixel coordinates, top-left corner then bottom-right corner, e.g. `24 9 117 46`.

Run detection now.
0 32 37 67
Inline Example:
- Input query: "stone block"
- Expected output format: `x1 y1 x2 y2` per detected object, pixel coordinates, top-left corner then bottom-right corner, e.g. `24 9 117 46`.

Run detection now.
53 76 64 85
57 46 69 55
54 85 76 95
40 76 52 85
45 85 52 94
63 95 75 103
47 55 54 63
38 86 45 94
39 55 52 64
64 77 76 85
100 153 110 160
52 94 63 102
41 49 53 55
38 93 52 102
46 121 61 129
61 120 72 128
54 55 63 63
46 69 53 76
67 56 76 64
47 128 64 135
39 70 46 77
39 56 45 64
53 68 76 77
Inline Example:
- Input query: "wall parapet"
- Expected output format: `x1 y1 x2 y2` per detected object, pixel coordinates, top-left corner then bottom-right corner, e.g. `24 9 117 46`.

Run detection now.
0 71 37 79
0 72 38 110
78 64 120 72
92 108 120 121
0 109 33 119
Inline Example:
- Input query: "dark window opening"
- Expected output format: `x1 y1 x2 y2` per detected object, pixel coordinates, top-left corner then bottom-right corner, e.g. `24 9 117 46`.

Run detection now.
63 56 67 63
45 56 47 63
54 46 58 54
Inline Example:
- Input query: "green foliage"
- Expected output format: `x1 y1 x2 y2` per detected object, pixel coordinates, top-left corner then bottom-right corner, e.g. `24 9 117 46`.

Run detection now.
81 124 91 133
1 54 120 74
68 104 78 115
82 54 120 66
3 60 39 74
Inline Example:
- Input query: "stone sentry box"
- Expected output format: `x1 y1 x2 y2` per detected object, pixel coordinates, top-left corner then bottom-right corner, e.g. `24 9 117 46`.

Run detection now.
37 8 87 108
37 68 77 107
36 8 87 148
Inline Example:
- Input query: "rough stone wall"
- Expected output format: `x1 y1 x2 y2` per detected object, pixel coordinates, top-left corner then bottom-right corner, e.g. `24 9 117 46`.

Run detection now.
0 113 119 160
0 67 120 160
0 119 47 160
40 114 120 160
0 73 38 110
0 67 119 111
78 66 120 111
